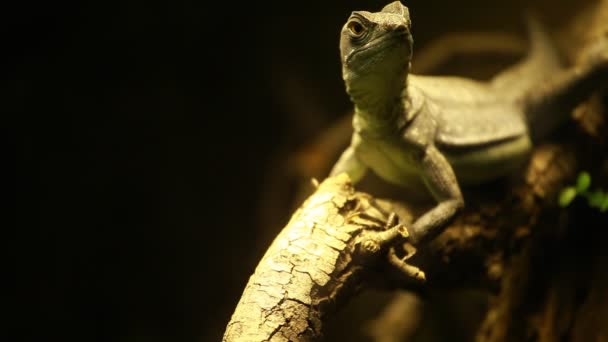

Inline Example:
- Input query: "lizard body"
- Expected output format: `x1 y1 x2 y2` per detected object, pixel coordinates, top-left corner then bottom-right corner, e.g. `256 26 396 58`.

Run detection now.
331 1 608 244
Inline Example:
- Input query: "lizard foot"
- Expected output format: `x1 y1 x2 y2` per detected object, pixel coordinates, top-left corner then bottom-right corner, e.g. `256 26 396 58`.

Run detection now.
385 212 410 239
388 245 426 282
362 240 381 254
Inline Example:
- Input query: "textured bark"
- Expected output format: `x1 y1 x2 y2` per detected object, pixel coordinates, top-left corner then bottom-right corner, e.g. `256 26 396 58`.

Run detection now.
473 1 608 341
229 1 608 341
224 138 590 342
223 174 424 342
225 142 587 342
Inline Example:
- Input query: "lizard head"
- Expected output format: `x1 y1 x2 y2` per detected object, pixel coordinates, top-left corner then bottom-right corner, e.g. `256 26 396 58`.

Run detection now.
340 1 413 101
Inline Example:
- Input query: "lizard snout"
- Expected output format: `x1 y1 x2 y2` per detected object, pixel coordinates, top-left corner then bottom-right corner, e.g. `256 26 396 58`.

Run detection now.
388 23 408 34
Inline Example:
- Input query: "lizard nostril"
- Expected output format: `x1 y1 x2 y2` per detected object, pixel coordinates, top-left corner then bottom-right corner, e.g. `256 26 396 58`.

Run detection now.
391 23 408 34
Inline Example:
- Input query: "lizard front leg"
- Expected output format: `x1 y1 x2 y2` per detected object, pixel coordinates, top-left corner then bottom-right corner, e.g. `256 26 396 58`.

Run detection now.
410 145 464 244
330 146 368 183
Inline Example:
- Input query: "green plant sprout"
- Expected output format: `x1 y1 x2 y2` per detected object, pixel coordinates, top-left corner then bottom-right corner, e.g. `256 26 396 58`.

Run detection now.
559 171 608 212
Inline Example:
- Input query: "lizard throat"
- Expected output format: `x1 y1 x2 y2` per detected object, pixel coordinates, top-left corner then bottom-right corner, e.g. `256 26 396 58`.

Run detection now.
347 74 414 137
353 92 409 138
351 81 425 139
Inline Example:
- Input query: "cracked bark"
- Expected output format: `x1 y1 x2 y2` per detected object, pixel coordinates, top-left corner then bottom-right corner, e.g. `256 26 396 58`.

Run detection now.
224 135 603 342
223 174 424 342
226 1 608 341
224 111 606 342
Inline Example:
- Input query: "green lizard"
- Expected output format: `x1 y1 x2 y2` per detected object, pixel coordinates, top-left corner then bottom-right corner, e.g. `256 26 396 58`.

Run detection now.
330 1 608 244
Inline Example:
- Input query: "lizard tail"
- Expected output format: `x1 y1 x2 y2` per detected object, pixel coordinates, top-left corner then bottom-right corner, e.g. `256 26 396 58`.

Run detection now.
490 13 563 99
522 12 563 75
490 13 573 141
523 12 608 141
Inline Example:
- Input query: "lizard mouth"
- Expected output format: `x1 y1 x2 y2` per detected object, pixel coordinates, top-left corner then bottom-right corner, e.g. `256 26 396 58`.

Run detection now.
346 32 409 65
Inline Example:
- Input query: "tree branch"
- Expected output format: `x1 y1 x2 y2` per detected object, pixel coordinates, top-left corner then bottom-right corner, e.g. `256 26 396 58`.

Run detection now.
223 175 424 342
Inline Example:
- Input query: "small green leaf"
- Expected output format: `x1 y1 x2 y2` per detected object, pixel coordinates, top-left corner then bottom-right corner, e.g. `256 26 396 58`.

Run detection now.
576 172 591 193
600 196 608 212
588 190 605 208
559 187 577 207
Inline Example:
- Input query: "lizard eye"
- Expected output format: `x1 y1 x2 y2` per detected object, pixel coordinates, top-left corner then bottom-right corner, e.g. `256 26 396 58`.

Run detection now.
347 20 367 39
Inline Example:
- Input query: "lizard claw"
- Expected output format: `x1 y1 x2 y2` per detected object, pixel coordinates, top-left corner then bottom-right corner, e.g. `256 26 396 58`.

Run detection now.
397 224 409 239
385 212 410 239
362 240 381 253
385 212 398 229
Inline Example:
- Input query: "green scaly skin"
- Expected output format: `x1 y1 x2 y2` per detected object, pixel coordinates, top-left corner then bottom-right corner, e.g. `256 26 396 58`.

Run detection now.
330 1 608 244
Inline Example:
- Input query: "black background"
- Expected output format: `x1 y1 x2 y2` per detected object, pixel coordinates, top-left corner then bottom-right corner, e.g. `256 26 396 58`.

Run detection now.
10 0 584 340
